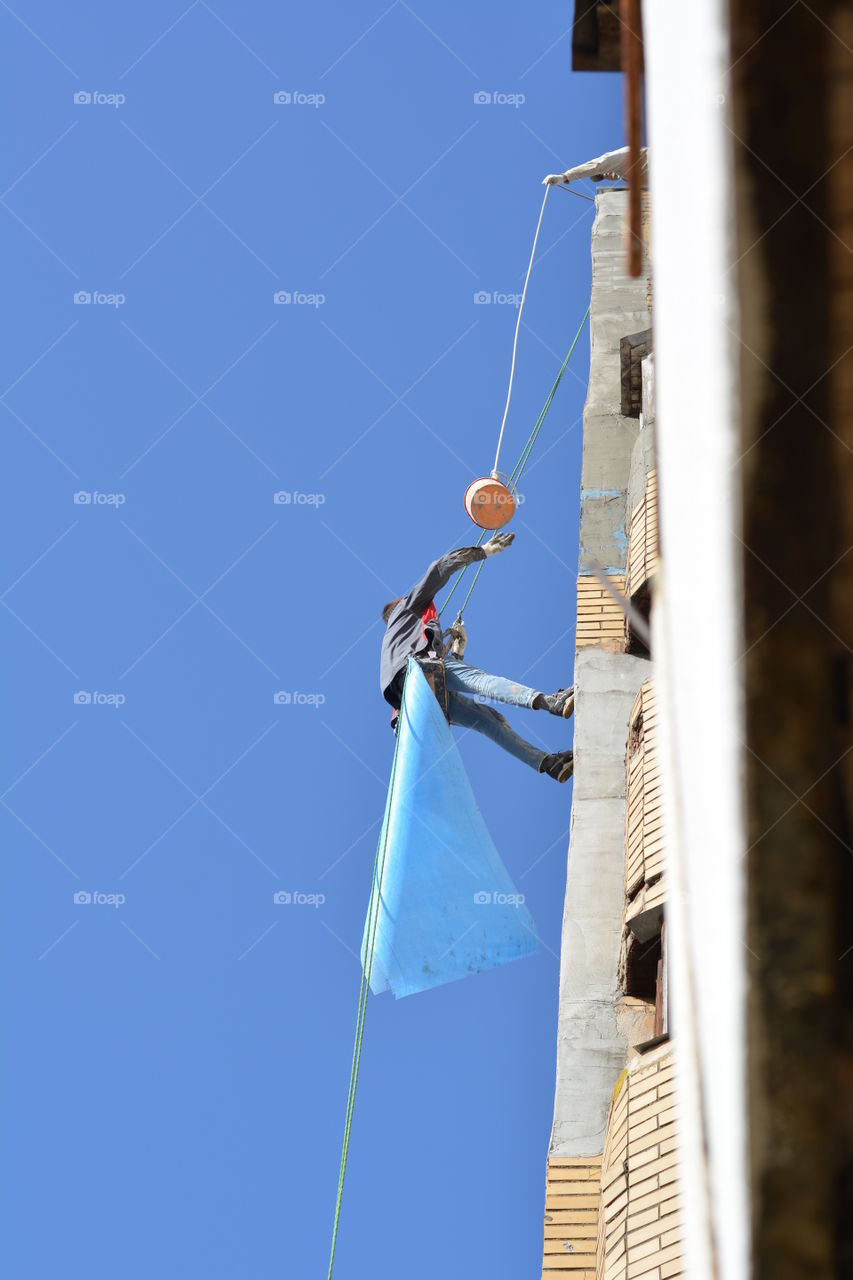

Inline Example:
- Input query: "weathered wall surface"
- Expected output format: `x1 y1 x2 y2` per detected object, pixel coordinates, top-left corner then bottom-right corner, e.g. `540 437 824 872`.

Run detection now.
550 647 651 1156
548 187 654 1160
579 191 650 576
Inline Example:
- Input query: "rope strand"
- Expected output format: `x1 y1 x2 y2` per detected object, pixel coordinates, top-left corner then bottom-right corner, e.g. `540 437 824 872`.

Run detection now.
492 184 551 477
440 304 590 620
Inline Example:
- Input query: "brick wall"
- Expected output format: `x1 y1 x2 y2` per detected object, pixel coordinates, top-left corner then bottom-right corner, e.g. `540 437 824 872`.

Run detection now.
576 574 627 650
625 470 660 602
542 1156 603 1278
596 1044 683 1280
624 680 664 927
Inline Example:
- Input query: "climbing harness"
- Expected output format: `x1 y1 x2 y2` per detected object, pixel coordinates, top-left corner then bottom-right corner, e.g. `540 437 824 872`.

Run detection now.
390 620 463 733
464 183 554 529
414 654 450 721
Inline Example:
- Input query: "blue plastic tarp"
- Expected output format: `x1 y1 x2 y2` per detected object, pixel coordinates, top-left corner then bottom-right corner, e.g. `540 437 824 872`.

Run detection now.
361 659 538 998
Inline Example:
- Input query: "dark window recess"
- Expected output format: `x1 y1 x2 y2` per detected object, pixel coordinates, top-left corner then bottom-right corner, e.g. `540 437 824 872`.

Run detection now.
654 923 668 1037
630 924 670 1053
630 710 644 756
620 329 653 417
624 930 661 1001
571 0 623 71
626 582 652 656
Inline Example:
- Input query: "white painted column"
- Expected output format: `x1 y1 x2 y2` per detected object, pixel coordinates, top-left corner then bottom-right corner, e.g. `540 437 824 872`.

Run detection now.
643 2 750 1277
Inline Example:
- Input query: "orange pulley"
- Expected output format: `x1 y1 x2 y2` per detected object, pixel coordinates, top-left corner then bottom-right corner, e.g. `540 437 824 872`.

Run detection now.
463 471 517 530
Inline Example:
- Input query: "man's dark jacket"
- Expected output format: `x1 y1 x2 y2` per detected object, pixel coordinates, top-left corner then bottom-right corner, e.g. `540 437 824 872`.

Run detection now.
380 546 486 708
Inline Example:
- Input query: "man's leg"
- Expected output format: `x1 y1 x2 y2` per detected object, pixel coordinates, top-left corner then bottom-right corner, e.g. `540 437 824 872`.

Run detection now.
444 657 572 718
447 692 546 771
444 657 541 709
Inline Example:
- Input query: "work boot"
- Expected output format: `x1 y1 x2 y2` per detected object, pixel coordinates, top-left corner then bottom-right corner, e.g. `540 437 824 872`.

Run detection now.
539 749 574 783
533 686 574 719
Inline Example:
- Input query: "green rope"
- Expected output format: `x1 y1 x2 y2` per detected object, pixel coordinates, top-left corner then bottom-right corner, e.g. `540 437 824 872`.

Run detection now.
438 305 590 620
327 667 408 1280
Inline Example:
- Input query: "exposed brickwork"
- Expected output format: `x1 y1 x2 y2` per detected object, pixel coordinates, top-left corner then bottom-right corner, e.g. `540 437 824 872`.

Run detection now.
576 574 627 650
625 470 659 602
596 1044 683 1280
542 1156 603 1278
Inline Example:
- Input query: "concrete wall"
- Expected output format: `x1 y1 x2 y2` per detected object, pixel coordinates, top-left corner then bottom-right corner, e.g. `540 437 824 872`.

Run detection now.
550 647 650 1155
549 188 653 1157
579 191 650 575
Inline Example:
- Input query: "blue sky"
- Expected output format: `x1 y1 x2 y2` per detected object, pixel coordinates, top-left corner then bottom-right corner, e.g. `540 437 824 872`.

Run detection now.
1 4 621 1276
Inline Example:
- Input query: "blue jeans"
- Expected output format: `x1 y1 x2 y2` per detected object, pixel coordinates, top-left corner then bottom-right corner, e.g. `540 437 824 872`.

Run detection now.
442 658 545 772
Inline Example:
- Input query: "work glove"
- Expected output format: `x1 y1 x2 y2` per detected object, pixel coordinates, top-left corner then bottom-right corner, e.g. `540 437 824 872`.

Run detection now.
482 531 515 557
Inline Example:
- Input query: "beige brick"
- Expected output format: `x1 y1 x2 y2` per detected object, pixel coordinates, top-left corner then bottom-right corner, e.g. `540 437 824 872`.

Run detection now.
630 1114 660 1142
543 1238 597 1256
660 1258 684 1278
629 1242 684 1275
544 1223 600 1240
604 1189 629 1222
632 1186 673 1215
630 1151 678 1182
661 1224 683 1248
657 1195 679 1219
628 1174 660 1201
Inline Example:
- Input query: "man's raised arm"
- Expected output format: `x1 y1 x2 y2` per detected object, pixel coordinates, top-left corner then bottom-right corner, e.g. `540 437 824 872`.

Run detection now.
400 533 514 613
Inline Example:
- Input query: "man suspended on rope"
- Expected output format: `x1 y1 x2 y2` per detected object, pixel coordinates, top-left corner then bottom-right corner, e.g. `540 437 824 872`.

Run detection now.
380 533 574 783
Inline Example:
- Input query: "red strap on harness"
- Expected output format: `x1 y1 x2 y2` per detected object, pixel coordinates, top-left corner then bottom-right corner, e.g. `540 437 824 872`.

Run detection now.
421 601 437 642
